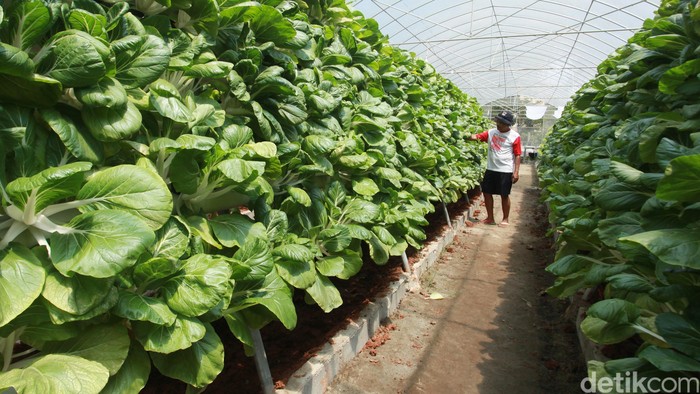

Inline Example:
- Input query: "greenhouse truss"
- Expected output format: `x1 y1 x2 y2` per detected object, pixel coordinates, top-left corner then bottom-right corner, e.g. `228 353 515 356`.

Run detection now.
351 0 661 115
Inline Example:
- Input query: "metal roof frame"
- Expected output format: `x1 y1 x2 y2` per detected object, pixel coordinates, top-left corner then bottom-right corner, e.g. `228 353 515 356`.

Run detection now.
350 0 660 111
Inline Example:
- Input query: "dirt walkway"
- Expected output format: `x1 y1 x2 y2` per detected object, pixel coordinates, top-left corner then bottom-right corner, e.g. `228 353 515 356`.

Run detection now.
326 162 585 393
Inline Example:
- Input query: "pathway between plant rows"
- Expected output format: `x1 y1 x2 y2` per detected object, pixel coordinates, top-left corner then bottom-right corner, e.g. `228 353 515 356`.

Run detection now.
326 162 586 394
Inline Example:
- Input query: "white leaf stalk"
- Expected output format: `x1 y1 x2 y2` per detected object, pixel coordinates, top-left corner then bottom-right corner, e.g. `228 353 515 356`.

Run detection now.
0 188 97 253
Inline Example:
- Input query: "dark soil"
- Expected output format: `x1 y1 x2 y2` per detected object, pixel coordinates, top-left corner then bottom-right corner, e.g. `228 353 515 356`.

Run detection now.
142 198 471 394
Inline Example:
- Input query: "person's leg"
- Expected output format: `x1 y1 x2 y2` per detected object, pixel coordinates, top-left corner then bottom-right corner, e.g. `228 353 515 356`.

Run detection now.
480 170 497 224
498 172 513 225
501 195 511 224
484 193 495 223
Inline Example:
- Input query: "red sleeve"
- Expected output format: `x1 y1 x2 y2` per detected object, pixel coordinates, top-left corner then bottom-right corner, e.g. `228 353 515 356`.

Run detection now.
512 136 522 156
474 131 489 142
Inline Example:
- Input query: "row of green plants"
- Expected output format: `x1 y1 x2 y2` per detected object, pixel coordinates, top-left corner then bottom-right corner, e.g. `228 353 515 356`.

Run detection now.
0 0 487 392
539 0 700 388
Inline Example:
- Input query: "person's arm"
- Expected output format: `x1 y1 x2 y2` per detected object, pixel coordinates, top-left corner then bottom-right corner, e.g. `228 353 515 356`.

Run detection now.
512 135 522 183
470 131 489 142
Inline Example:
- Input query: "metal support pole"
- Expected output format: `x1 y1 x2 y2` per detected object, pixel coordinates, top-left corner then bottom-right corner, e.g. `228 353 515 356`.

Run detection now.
250 328 275 394
442 202 452 228
401 251 410 272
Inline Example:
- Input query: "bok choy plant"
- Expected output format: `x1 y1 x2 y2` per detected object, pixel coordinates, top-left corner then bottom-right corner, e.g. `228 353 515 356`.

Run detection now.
0 0 486 392
540 0 700 383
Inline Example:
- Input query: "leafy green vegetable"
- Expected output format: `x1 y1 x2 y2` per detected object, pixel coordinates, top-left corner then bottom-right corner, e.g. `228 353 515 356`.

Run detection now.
0 0 486 390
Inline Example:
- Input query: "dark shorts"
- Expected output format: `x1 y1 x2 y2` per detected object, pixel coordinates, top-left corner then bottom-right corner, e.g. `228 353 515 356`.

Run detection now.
481 170 513 196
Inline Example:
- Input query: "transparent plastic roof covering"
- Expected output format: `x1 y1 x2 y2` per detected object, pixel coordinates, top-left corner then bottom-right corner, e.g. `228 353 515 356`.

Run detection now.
350 0 661 110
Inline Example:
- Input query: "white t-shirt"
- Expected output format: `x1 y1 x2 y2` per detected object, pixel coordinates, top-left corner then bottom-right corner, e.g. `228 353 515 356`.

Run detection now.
474 128 522 173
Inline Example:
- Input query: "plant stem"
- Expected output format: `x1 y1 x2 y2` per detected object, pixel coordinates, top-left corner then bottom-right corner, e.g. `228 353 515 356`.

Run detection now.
3 331 15 372
0 221 28 250
634 324 667 343
42 198 98 216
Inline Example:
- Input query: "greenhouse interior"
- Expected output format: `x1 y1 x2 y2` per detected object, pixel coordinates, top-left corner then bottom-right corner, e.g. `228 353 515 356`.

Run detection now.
1 0 699 393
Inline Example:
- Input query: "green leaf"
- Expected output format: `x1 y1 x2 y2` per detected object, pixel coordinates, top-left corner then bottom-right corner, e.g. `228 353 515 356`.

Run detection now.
185 61 233 78
339 153 376 170
7 161 91 211
40 107 104 163
0 244 46 326
78 164 173 229
546 254 590 276
610 161 645 184
620 229 700 268
6 0 52 51
594 182 651 211
319 226 352 253
275 258 316 289
113 34 170 88
0 354 109 394
67 9 107 39
82 100 142 142
42 323 130 375
341 224 374 240
588 299 641 323
273 244 315 262
656 313 700 358
46 287 118 324
305 273 342 312
234 238 274 284
218 158 260 183
51 210 155 278
176 134 217 151
336 250 363 280
245 5 296 46
352 178 379 196
41 271 113 315
133 257 181 287
639 346 700 372
581 316 637 345
0 42 34 77
35 30 113 88
597 212 643 247
169 150 200 194
187 216 223 249
75 77 128 108
132 315 206 354
112 290 177 325
288 186 312 207
343 199 380 223
149 80 194 123
150 323 224 388
223 313 254 348
368 234 389 265
210 213 261 248
607 273 654 293
264 209 289 243
316 256 345 277
232 270 296 330
657 155 700 202
152 217 190 260
101 342 151 394
0 73 63 108
659 59 700 94
373 226 397 246
163 254 233 317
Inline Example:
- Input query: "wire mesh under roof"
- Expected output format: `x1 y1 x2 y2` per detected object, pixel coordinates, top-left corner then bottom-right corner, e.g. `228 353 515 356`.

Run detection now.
350 0 661 110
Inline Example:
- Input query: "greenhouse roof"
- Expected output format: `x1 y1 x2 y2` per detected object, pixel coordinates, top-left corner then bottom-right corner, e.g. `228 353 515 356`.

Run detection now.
350 0 661 112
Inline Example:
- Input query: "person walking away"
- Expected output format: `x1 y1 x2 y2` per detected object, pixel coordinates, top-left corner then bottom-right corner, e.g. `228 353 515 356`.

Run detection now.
469 110 522 227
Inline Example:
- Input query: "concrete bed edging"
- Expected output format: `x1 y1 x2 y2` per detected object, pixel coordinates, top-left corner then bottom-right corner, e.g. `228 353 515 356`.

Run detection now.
276 204 474 394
